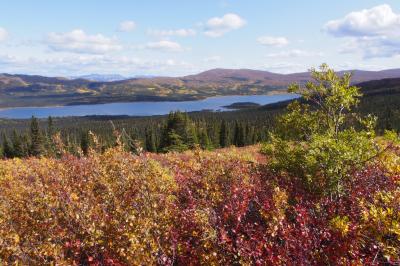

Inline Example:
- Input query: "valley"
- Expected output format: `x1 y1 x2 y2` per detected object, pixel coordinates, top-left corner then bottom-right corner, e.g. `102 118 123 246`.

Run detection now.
1 68 400 108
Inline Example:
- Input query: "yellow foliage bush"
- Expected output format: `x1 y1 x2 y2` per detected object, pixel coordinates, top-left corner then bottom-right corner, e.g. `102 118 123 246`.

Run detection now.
360 190 400 262
0 148 177 265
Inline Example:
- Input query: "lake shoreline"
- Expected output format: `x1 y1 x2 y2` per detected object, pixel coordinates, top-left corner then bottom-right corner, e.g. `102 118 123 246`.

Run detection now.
0 94 299 119
0 90 289 110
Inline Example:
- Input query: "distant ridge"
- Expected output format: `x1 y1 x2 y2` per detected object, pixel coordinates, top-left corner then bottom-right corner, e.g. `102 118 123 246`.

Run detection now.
1 68 400 108
72 74 128 82
184 68 400 85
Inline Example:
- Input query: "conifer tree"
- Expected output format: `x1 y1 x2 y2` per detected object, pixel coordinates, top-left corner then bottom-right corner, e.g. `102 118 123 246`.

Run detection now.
160 111 198 152
80 131 90 155
11 130 25 158
233 121 245 147
2 134 14 158
219 120 230 148
145 128 157 152
199 128 212 150
29 116 44 157
47 116 55 137
44 116 57 156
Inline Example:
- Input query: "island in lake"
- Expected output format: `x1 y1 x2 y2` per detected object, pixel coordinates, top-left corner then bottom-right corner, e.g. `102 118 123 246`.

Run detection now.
223 102 261 109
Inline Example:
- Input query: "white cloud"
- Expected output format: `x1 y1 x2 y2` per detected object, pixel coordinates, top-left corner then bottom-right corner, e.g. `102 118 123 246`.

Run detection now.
204 13 246 37
324 4 400 58
203 55 222 62
334 62 386 71
0 54 194 76
147 28 196 37
266 49 323 58
0 27 8 42
262 62 306 74
324 4 400 37
338 36 400 59
118 21 136 32
257 36 289 47
145 40 184 52
46 29 122 54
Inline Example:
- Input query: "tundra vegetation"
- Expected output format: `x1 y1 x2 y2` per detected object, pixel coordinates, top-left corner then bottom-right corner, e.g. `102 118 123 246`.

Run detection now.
0 65 399 265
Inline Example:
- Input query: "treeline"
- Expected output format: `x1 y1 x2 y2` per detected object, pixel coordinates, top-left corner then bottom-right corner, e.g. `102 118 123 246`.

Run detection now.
1 116 55 158
1 84 399 158
0 108 278 158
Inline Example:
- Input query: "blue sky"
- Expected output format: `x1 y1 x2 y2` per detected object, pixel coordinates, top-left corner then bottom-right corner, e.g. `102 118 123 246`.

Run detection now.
1 0 400 76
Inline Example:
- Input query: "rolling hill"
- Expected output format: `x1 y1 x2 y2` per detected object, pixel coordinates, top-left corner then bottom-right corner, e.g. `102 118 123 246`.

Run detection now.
1 68 400 108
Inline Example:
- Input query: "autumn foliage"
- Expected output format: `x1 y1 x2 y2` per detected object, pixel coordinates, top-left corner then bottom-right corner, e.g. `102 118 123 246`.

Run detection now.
0 144 398 265
1 65 400 265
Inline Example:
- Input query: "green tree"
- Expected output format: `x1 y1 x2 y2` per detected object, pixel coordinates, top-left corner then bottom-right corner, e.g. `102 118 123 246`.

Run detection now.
47 116 55 137
164 130 187 152
262 64 384 197
160 111 198 152
199 128 213 150
219 120 230 148
11 130 27 158
233 121 245 147
29 116 44 157
2 134 14 158
44 116 57 157
80 131 90 155
145 128 157 152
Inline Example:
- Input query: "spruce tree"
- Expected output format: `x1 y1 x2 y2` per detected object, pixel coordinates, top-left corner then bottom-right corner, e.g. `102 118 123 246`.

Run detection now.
145 128 157 152
199 128 212 150
80 131 90 155
233 121 245 147
29 116 44 156
45 116 57 156
11 130 25 158
2 134 14 158
160 111 198 152
47 116 55 137
219 120 229 148
20 134 30 157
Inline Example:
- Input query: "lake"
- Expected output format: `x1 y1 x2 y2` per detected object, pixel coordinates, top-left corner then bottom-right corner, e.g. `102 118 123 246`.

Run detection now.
0 94 298 119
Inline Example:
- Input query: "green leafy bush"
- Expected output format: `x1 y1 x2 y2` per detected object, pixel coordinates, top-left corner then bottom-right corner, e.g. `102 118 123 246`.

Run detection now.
262 64 386 196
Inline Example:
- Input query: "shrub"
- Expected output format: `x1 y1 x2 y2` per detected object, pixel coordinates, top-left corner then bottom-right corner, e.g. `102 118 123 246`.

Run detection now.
262 64 390 196
0 149 177 265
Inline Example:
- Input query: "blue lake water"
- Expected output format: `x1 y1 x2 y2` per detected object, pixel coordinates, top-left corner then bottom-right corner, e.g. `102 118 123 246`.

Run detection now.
0 94 298 119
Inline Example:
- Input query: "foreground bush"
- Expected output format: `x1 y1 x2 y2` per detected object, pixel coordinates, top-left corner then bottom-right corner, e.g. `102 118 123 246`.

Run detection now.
262 64 394 197
0 149 177 265
1 64 399 265
0 145 399 265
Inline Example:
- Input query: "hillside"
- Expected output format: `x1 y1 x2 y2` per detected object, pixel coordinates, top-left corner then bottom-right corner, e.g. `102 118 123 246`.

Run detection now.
1 144 399 265
1 68 400 108
358 77 400 96
1 65 400 265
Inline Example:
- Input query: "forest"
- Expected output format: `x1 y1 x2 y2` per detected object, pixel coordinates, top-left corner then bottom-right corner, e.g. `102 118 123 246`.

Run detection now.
1 74 399 158
0 65 400 265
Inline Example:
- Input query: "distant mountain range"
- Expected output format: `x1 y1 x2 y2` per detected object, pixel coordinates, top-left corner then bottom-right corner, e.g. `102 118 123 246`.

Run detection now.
1 68 400 108
71 74 159 82
71 74 128 82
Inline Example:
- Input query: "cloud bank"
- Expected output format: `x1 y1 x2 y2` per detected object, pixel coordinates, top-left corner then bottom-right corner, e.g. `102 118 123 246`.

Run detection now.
0 27 8 42
118 21 136 32
204 13 246 37
46 29 122 54
324 4 400 58
257 36 289 47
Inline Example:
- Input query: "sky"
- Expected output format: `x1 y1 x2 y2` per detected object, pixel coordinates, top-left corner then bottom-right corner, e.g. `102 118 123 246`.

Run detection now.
0 0 400 77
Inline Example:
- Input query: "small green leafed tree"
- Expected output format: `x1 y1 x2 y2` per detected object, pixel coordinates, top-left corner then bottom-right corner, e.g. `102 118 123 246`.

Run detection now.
262 64 383 197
